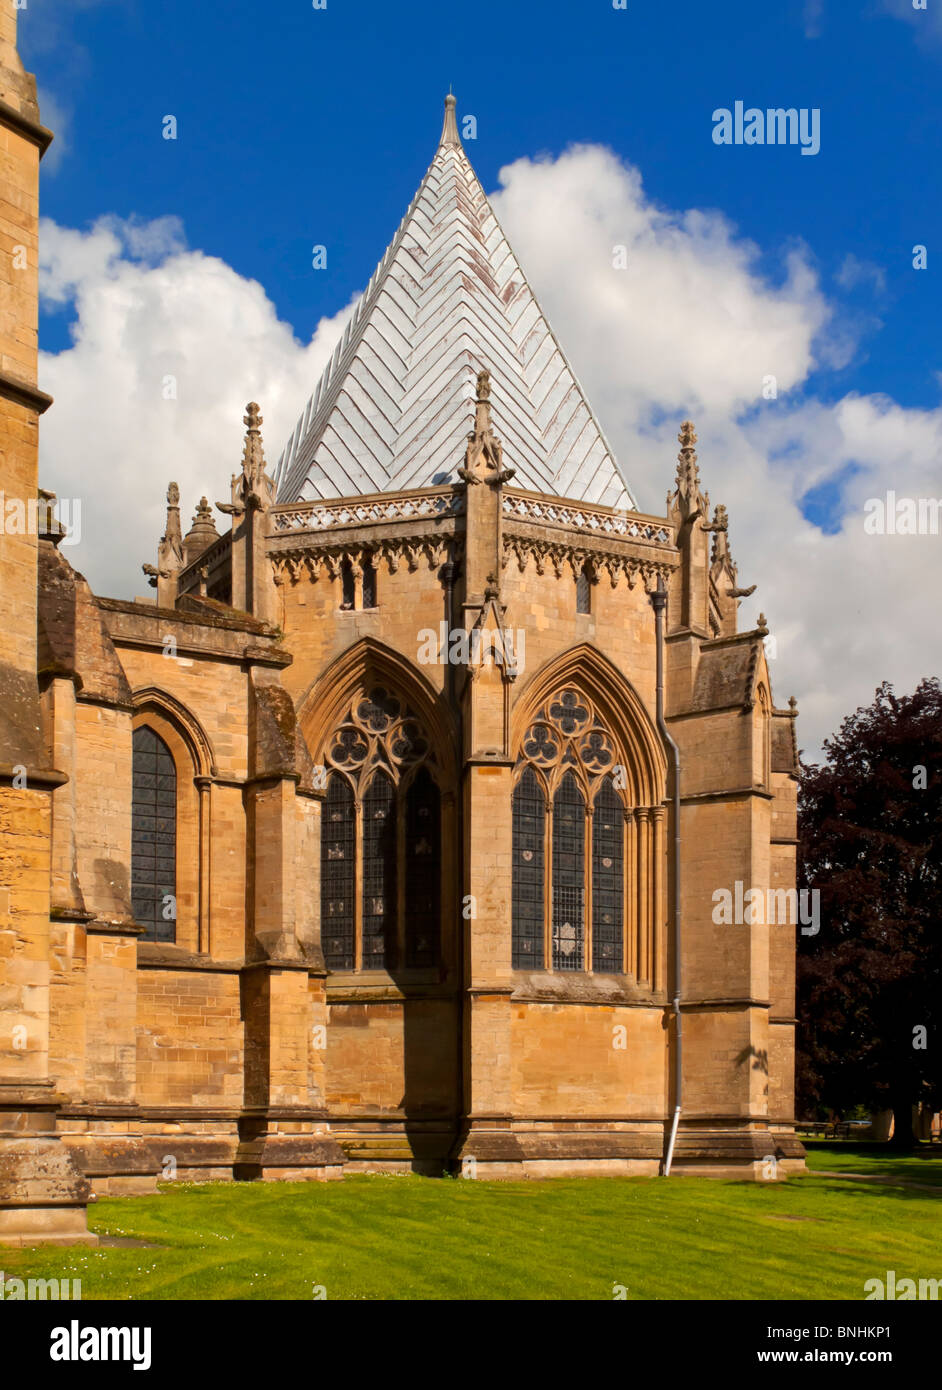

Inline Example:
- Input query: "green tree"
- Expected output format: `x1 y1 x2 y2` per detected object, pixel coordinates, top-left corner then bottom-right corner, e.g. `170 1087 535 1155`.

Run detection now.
797 679 942 1146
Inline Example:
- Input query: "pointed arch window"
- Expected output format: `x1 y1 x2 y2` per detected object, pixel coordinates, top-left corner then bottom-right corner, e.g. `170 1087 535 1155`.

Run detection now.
131 725 177 943
321 686 440 972
362 770 396 968
322 774 355 969
405 766 440 967
592 779 624 973
512 687 639 976
512 768 546 968
552 771 585 970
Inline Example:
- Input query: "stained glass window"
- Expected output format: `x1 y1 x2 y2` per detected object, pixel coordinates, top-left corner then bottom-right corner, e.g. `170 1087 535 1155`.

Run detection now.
552 771 585 970
405 767 440 967
512 768 545 969
592 779 623 972
322 774 355 970
131 726 177 944
362 770 396 969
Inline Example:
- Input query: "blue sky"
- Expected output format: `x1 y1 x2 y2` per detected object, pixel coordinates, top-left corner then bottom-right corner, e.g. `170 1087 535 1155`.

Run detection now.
25 0 940 412
20 0 942 753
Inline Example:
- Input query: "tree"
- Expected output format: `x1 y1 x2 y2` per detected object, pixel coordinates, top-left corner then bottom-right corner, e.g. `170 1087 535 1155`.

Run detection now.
797 679 942 1146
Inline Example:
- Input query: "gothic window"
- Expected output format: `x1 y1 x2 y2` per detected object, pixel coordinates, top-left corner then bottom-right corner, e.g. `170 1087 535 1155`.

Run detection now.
592 779 624 973
340 558 355 610
552 771 585 970
405 766 440 967
362 558 377 609
322 773 355 970
513 688 627 975
131 725 177 943
362 771 396 968
576 564 591 614
321 686 440 971
512 768 546 969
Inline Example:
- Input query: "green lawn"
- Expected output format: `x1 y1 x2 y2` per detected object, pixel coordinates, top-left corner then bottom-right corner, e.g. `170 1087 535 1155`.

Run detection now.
4 1161 941 1300
802 1139 942 1186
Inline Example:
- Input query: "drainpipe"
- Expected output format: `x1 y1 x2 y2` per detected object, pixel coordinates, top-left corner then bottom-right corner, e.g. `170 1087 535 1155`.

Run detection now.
650 576 682 1176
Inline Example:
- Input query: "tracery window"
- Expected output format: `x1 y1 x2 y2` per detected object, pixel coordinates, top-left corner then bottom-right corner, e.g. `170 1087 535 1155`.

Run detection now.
131 725 177 943
512 689 625 973
320 686 440 971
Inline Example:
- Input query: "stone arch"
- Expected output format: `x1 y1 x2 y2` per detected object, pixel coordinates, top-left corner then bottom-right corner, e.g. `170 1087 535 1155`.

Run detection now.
131 686 215 778
510 645 667 983
301 639 457 975
298 638 458 787
510 643 666 808
130 687 214 952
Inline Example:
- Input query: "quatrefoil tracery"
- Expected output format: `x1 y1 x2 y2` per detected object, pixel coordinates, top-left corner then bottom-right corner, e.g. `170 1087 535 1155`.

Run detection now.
517 687 618 798
326 685 435 792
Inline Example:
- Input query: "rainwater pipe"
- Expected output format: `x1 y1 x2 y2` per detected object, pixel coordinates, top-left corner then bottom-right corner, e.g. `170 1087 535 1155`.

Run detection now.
650 576 682 1176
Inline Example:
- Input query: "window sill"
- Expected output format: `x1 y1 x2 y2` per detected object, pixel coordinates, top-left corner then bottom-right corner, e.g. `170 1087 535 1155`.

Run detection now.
511 970 664 1007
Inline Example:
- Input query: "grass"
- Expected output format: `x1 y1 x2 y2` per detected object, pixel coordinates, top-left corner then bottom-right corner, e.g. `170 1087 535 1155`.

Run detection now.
4 1156 942 1300
803 1139 942 1186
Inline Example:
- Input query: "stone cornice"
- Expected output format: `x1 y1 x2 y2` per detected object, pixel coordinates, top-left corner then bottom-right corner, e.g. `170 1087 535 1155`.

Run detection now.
0 96 54 154
0 366 53 415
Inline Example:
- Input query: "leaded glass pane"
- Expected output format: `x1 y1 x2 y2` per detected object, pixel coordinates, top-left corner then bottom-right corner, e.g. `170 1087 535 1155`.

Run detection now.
552 771 585 970
576 566 591 614
131 726 176 944
592 779 624 973
362 771 396 969
362 560 377 609
512 768 545 969
405 767 440 967
322 774 355 970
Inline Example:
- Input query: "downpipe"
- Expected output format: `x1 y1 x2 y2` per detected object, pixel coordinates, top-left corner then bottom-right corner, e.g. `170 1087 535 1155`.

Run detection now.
650 578 682 1176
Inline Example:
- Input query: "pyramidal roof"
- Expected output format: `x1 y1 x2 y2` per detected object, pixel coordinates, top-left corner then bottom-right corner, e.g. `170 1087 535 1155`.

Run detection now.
274 97 637 510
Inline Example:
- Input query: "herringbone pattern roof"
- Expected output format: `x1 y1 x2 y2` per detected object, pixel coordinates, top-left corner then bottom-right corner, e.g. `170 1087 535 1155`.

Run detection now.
274 101 636 510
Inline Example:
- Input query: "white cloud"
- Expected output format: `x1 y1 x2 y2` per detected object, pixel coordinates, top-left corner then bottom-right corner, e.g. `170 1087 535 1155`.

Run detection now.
37 148 941 757
38 216 356 600
836 253 887 295
489 147 941 759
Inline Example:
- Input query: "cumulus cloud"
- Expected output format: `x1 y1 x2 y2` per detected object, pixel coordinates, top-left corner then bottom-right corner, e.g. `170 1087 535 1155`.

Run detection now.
489 148 941 759
37 148 941 756
38 215 356 599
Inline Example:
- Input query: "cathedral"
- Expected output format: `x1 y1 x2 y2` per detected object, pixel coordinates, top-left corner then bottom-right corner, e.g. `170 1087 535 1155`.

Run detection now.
0 14 803 1246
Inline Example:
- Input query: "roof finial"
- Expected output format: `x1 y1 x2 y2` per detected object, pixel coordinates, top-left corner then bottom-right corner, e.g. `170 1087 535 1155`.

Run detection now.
440 92 461 148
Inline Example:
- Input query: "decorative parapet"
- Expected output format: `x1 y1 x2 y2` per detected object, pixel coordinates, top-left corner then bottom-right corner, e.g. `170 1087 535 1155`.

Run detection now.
502 490 673 547
269 486 464 536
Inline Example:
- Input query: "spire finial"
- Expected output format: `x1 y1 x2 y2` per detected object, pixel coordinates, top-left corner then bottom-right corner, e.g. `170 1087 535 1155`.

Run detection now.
163 481 182 548
440 92 461 148
242 401 266 488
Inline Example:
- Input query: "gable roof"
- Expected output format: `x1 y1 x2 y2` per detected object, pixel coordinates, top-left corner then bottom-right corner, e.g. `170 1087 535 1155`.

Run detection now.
274 97 637 510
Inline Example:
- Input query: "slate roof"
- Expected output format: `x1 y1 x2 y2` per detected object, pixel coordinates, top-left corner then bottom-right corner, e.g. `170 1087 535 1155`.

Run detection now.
274 97 637 510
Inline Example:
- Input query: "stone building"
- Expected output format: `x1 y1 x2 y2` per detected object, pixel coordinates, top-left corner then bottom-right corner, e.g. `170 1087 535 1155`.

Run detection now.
0 16 803 1245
